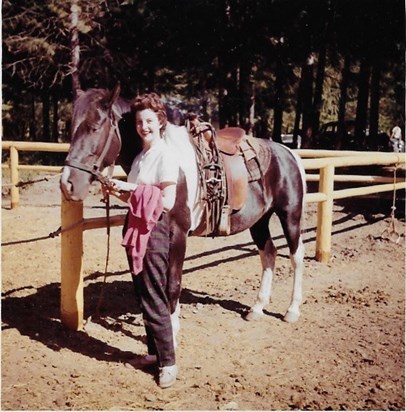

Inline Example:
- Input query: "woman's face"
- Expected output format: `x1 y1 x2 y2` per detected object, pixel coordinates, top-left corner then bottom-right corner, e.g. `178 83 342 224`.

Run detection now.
135 108 162 147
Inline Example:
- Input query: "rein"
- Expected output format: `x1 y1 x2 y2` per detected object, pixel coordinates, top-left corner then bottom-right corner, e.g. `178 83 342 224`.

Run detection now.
93 191 112 320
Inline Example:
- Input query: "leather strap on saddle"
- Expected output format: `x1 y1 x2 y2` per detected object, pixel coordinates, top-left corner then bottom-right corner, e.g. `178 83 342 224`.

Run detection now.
187 120 265 236
187 119 227 236
217 128 263 183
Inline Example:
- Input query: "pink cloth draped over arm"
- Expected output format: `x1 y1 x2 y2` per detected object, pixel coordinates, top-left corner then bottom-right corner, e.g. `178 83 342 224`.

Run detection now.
122 185 164 274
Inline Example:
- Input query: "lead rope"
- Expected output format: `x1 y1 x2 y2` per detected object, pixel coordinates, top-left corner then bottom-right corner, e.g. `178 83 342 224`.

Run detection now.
380 164 401 243
93 191 112 320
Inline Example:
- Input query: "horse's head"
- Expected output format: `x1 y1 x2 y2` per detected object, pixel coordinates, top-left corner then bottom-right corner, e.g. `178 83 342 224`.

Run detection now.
60 84 130 201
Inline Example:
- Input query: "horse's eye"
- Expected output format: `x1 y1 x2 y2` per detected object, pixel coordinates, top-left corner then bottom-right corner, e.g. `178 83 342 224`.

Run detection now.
88 116 106 133
88 124 100 133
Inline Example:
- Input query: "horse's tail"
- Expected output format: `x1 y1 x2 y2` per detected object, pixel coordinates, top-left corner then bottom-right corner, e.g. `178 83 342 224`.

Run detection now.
290 149 307 232
292 151 307 198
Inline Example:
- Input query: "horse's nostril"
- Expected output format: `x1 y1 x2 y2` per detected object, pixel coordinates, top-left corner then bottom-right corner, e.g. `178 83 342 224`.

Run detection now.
66 180 73 194
60 176 73 199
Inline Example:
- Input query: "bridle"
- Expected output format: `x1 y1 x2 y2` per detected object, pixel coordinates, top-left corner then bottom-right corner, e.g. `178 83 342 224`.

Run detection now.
65 110 122 184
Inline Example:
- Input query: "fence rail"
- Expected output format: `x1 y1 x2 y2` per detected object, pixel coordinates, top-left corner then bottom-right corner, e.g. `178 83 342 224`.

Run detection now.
2 141 405 329
1 141 125 208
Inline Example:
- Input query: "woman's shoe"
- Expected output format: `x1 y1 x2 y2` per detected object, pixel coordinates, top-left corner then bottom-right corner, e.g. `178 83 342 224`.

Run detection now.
126 354 157 368
139 354 157 366
158 365 178 388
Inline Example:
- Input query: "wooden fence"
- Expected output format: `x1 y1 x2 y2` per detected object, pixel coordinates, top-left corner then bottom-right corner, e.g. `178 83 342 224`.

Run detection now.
1 141 125 209
2 141 405 329
297 150 405 262
2 141 68 209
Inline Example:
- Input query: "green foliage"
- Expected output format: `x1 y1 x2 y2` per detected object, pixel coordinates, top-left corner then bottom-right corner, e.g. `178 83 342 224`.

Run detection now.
2 0 404 144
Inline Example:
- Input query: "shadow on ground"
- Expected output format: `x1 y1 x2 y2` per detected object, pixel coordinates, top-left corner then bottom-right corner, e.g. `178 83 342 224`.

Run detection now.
2 206 400 360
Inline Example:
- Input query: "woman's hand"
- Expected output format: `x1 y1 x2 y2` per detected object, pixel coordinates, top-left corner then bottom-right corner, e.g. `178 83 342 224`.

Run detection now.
102 179 136 202
106 179 136 192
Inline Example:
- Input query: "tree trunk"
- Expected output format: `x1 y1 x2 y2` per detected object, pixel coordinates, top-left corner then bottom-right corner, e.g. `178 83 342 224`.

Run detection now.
70 0 81 99
336 55 350 150
199 70 209 121
301 53 315 149
248 90 255 136
52 94 59 142
228 66 238 126
369 60 381 150
272 57 284 143
238 60 254 133
293 60 306 145
355 57 371 147
218 56 228 129
293 80 303 146
218 57 236 128
312 45 327 136
29 94 37 141
42 93 50 142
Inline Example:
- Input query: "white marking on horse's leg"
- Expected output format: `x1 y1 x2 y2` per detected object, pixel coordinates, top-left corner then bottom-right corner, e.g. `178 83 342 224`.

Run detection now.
245 250 273 321
284 236 305 323
170 300 181 349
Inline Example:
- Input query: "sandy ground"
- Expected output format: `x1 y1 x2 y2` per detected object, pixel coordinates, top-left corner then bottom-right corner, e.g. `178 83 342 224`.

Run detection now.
1 176 405 411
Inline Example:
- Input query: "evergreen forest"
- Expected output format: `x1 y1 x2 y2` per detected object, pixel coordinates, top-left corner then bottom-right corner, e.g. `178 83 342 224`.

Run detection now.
2 0 405 150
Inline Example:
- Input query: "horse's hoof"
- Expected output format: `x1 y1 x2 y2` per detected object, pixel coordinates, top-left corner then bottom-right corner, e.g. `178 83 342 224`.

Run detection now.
244 310 263 321
283 311 300 323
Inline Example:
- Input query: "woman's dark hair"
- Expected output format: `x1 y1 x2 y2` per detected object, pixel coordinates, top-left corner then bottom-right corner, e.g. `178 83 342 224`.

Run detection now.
131 92 168 133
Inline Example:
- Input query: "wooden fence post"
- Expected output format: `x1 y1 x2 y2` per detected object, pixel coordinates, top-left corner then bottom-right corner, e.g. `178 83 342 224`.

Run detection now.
9 146 19 209
315 164 335 263
60 194 84 330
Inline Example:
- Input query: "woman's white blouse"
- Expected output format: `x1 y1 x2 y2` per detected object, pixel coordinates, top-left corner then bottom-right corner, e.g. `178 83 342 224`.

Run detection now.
127 138 179 186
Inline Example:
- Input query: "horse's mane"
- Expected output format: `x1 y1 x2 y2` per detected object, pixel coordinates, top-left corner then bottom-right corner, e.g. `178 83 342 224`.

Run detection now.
74 88 106 117
72 88 131 134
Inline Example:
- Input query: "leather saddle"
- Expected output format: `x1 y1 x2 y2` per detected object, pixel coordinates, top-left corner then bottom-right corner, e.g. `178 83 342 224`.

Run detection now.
216 127 262 211
187 119 265 236
216 127 246 155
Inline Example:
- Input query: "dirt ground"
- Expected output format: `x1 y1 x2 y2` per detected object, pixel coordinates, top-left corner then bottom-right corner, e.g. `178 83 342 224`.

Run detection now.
1 175 405 411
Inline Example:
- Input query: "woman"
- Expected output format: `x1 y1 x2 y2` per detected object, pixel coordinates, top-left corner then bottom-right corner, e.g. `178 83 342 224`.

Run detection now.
105 92 179 389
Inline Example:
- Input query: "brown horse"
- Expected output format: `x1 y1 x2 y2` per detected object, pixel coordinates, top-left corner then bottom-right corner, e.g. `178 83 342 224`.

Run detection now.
60 85 306 334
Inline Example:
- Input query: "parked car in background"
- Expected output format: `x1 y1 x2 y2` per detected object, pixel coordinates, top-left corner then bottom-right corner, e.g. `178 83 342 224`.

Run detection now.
316 121 395 151
316 120 357 150
280 131 302 149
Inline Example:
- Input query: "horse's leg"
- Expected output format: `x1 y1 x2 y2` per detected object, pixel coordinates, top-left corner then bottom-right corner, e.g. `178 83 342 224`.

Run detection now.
167 226 188 348
245 215 277 321
280 213 305 323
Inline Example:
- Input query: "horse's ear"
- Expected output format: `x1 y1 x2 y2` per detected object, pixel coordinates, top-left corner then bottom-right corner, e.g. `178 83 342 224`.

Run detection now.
101 82 121 110
109 82 121 107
